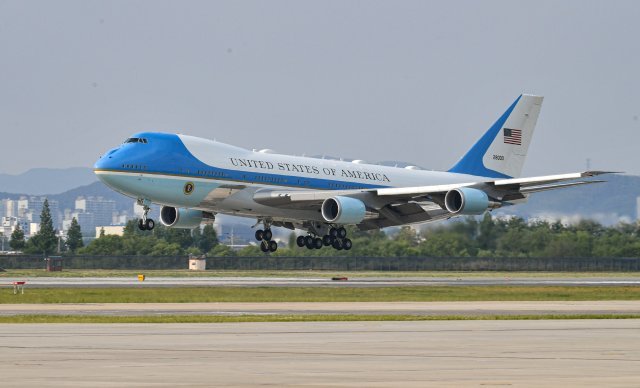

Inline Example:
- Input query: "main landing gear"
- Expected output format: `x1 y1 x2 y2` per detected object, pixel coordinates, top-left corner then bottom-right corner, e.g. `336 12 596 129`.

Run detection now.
255 222 278 253
296 226 352 251
137 201 155 231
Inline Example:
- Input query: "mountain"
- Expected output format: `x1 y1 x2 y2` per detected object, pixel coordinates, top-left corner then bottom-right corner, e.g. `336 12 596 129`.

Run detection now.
0 167 97 195
0 181 134 213
494 174 640 224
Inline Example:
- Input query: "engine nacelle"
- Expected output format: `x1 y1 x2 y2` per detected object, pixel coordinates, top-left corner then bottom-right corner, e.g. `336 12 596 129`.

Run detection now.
321 196 366 224
444 188 489 215
159 206 203 229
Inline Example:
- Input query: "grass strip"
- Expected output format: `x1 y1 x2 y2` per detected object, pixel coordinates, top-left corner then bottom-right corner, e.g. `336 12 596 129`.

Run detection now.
3 269 640 278
1 286 640 303
1 314 639 324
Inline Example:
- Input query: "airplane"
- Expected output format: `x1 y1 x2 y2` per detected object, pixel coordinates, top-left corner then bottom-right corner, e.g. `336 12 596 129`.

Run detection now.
94 94 610 253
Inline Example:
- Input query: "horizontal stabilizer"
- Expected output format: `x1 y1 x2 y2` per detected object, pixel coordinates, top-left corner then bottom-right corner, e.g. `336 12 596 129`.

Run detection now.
493 171 616 188
519 180 606 194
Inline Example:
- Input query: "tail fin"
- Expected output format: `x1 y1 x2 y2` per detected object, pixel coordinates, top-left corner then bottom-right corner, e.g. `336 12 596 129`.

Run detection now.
448 94 543 178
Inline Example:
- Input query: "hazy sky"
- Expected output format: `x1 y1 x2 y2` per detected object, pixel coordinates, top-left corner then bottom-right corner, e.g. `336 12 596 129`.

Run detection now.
1 0 639 176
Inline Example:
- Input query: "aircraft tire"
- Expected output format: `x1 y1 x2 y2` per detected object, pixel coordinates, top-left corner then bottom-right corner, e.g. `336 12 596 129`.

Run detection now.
260 241 269 253
296 236 306 247
304 235 314 246
145 219 155 231
314 238 323 249
138 219 147 231
269 241 278 252
337 227 347 239
322 235 332 246
263 229 273 241
255 229 264 241
343 238 352 250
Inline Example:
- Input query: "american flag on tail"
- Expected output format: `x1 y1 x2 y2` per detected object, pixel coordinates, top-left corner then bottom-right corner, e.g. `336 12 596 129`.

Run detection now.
503 128 522 145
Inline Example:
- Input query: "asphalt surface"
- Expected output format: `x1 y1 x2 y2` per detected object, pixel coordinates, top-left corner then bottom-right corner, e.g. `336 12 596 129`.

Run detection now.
1 320 639 387
4 276 640 288
2 301 640 317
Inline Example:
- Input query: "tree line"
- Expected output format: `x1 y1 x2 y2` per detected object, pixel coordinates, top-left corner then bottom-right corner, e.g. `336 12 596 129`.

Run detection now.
6 199 640 258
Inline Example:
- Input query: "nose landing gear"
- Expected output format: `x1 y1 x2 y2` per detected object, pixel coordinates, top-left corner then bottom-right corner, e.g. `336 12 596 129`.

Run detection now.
137 200 155 231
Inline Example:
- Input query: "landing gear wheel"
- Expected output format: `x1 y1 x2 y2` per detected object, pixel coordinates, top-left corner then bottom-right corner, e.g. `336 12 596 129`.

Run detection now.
332 239 343 250
269 240 278 252
138 219 147 231
145 219 155 231
343 238 352 251
322 235 332 246
263 229 273 241
305 236 314 249
314 238 323 249
329 227 338 238
255 229 264 241
296 236 306 247
337 227 347 239
260 240 270 253
304 235 314 246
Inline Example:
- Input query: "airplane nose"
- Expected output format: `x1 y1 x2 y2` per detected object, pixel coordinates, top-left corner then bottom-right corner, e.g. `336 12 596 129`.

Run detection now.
94 148 120 170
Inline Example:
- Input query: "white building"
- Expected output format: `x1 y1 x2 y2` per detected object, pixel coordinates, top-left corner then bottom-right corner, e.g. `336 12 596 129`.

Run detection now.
95 226 125 236
1 216 29 238
189 257 206 271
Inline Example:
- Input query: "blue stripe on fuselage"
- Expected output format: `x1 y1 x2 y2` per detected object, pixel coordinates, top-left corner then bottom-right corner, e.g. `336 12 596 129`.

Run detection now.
94 132 389 191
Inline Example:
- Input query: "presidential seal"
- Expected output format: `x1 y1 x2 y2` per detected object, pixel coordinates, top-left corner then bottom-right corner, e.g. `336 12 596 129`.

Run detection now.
183 182 195 195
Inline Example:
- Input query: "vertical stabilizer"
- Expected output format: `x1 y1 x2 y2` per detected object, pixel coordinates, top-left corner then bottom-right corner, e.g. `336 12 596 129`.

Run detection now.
448 94 543 178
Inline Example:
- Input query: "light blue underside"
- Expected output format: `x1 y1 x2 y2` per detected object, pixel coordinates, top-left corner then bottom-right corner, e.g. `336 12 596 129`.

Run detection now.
99 173 220 207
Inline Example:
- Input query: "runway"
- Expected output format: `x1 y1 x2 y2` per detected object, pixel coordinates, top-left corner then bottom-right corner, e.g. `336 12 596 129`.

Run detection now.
1 320 639 387
5 276 640 288
2 301 640 316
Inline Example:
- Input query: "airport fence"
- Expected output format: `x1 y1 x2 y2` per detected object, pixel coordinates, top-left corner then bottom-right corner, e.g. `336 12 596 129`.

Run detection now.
1 255 640 272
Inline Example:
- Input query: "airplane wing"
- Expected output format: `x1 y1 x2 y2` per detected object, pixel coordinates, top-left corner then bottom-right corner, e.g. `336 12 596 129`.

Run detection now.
253 171 614 230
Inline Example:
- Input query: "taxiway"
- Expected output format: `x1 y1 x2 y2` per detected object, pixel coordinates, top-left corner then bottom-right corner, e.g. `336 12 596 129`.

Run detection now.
1 320 638 386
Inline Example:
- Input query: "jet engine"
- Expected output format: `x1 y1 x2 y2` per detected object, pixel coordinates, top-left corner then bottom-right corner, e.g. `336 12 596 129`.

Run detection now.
444 188 490 215
321 196 366 224
159 206 204 229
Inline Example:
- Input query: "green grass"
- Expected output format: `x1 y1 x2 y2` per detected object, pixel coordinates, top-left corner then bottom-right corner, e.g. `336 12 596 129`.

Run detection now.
2 269 640 278
1 314 639 324
1 286 640 303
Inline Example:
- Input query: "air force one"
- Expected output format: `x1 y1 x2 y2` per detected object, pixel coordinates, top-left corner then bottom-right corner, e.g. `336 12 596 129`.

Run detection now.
94 94 610 252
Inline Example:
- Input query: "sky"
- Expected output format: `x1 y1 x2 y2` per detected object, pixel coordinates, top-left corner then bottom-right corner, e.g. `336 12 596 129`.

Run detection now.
1 0 639 177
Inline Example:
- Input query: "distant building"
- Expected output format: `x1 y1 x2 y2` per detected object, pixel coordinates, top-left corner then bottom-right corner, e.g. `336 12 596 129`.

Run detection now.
5 199 18 218
29 223 40 235
13 197 61 229
1 216 29 238
95 226 125 236
112 212 129 226
74 196 116 236
72 211 95 237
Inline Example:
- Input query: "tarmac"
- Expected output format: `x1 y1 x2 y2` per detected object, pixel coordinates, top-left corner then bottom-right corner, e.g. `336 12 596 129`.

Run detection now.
5 276 640 288
1 320 639 387
2 300 640 317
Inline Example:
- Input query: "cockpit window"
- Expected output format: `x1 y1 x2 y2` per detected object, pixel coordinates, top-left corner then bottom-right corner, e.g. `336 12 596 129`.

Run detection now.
124 138 148 144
